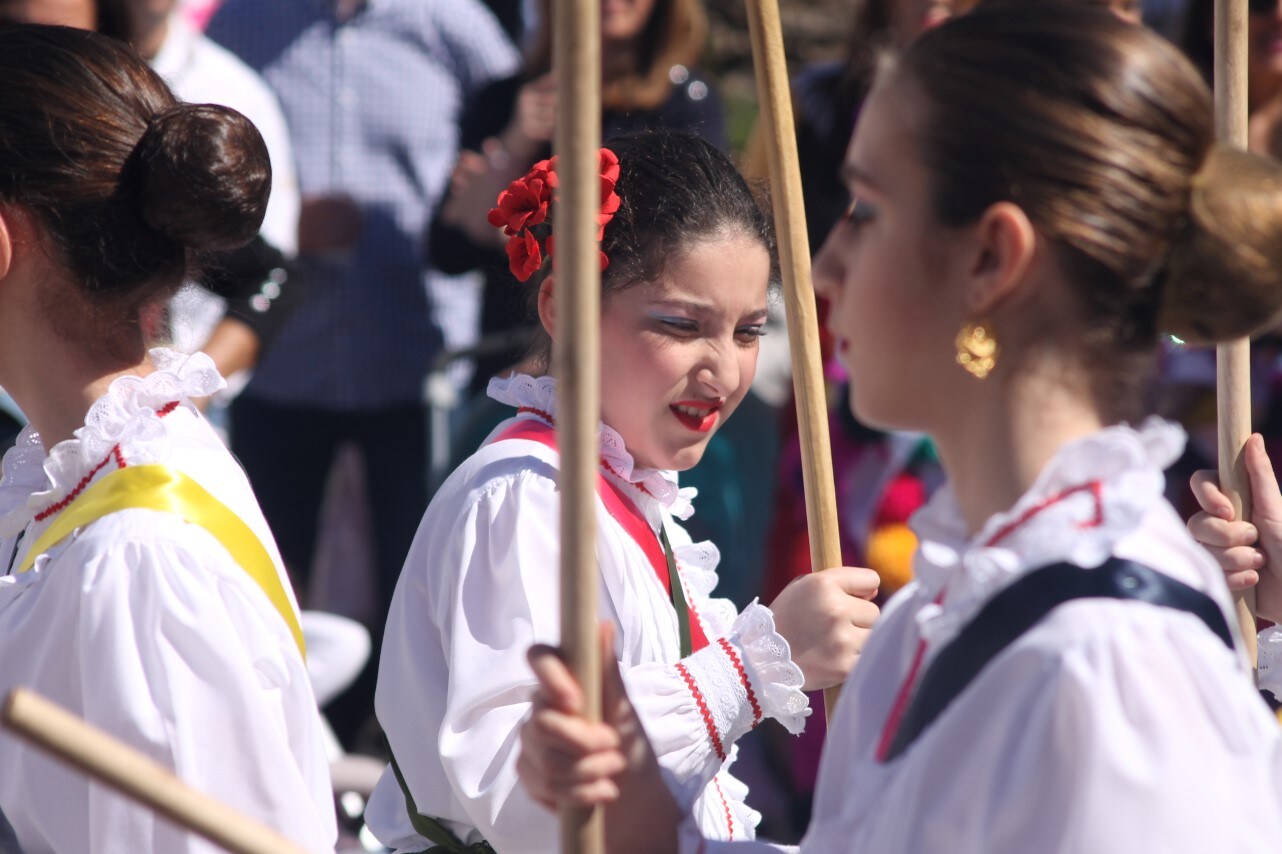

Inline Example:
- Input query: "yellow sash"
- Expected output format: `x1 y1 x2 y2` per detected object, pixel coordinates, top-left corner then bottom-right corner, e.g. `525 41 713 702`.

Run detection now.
16 464 305 659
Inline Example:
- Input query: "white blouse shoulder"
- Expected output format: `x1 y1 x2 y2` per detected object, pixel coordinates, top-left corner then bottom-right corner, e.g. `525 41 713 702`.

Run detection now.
0 349 335 853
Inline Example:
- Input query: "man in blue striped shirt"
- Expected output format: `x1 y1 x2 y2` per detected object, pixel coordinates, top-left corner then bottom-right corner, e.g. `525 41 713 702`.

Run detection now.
207 0 519 743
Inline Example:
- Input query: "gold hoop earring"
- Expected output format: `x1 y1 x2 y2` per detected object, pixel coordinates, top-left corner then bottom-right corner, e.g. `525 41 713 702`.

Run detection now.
955 322 998 379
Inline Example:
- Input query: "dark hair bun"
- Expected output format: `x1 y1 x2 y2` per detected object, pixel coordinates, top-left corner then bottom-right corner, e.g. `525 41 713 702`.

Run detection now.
1160 146 1282 344
133 103 272 252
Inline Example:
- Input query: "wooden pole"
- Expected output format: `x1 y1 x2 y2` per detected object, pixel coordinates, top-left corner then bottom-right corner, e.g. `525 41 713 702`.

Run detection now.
1215 0 1258 667
554 0 604 851
745 0 845 715
1 688 309 854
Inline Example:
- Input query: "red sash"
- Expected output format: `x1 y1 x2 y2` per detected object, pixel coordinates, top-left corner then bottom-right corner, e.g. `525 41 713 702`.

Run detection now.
493 417 709 652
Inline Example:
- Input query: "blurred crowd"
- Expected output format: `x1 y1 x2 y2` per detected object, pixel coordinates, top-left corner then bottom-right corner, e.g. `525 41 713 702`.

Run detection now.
0 0 1278 846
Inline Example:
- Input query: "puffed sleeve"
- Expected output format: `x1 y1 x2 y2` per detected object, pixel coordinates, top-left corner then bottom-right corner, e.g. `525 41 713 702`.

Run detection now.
376 465 566 854
620 534 809 791
12 520 334 853
941 609 1282 854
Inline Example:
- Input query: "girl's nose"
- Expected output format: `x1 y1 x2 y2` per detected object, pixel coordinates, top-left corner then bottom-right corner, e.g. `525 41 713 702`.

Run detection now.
697 344 738 396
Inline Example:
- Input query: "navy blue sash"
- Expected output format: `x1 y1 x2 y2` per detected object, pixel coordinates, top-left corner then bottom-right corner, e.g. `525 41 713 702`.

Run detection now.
884 558 1235 762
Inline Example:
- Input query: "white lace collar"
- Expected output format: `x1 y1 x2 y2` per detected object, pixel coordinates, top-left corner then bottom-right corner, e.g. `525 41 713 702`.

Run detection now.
0 349 224 537
487 374 698 520
907 417 1186 647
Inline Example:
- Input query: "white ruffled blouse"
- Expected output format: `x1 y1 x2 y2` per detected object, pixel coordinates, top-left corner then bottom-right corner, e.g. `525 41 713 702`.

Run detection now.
0 350 335 853
366 374 808 853
687 419 1282 854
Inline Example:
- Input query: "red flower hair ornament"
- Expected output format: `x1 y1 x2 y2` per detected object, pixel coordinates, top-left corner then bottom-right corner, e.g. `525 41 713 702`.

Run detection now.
487 148 622 282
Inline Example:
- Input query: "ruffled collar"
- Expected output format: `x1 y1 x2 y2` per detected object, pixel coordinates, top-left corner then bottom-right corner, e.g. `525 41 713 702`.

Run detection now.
908 417 1185 647
0 349 224 537
487 374 698 520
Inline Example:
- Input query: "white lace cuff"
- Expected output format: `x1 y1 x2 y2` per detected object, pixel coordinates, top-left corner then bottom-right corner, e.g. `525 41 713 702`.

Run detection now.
678 601 809 755
734 601 810 734
1259 625 1282 702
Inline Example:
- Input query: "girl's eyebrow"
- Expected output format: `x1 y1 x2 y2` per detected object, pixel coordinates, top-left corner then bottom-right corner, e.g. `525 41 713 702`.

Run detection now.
841 161 880 192
650 300 769 323
649 298 716 314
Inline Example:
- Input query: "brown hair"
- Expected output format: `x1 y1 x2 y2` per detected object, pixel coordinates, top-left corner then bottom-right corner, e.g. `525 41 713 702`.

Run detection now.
519 131 775 369
526 0 708 112
897 7 1282 359
0 24 270 339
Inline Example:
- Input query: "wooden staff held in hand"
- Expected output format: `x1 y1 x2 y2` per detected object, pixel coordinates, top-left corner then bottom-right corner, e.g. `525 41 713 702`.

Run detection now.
745 0 848 716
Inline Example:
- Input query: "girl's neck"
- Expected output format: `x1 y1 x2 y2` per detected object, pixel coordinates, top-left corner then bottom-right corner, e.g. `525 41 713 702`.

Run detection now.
0 305 151 451
11 354 151 452
0 223 154 451
933 370 1104 537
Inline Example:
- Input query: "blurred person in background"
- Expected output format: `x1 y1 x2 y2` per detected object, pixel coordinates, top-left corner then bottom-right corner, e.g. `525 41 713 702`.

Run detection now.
206 0 519 749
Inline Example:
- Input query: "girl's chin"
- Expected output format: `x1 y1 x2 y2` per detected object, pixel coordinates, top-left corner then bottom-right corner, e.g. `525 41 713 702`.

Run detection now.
661 441 714 474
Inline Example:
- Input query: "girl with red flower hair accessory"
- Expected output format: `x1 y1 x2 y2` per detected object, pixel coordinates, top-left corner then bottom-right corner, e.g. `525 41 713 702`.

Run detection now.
491 148 622 281
367 131 880 853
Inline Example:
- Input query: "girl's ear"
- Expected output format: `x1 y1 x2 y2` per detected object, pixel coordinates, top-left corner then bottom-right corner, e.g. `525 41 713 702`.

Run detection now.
0 205 14 282
961 201 1036 316
537 276 556 338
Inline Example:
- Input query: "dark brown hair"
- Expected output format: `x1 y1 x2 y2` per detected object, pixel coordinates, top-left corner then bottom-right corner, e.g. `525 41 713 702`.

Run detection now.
0 24 270 333
526 0 708 111
897 7 1282 354
521 130 775 368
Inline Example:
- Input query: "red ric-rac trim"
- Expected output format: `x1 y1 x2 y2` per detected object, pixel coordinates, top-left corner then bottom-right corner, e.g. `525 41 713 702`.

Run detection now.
516 405 554 423
876 478 1105 762
717 637 761 727
677 661 725 761
874 588 943 762
713 777 734 841
34 401 182 522
983 480 1103 547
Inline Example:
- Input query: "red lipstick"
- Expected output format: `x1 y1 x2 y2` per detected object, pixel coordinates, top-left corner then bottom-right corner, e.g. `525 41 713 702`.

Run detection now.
670 400 721 433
